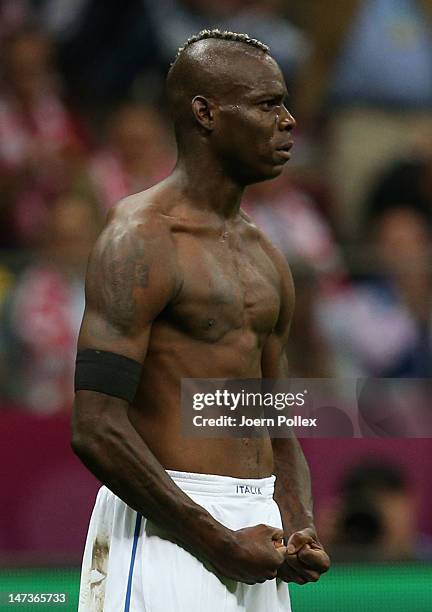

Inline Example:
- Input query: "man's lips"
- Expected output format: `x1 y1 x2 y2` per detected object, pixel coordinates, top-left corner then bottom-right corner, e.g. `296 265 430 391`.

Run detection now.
276 141 294 152
274 141 294 160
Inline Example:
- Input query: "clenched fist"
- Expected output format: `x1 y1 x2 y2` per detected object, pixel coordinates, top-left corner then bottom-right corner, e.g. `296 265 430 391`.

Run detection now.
277 528 330 585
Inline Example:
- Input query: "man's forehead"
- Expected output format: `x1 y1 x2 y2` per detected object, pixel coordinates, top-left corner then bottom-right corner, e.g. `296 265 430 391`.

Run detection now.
237 73 287 97
213 51 286 98
169 38 287 103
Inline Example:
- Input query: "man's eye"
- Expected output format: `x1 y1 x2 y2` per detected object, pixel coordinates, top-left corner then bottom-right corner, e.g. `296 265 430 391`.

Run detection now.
260 100 278 110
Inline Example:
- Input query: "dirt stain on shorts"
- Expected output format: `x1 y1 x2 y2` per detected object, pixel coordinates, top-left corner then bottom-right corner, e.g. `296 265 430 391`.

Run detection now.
89 537 110 612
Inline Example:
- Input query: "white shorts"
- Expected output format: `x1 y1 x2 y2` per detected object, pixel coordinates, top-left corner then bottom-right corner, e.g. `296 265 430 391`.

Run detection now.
78 471 292 612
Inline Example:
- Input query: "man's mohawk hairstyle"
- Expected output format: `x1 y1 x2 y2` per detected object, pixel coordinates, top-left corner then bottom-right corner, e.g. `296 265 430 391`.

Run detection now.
175 28 270 61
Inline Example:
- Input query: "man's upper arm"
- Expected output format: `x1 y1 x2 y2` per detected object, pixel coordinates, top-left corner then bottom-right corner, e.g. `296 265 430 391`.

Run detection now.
78 208 178 364
261 242 295 378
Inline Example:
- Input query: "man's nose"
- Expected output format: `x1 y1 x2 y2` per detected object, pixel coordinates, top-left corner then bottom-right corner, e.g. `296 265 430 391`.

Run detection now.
279 107 296 131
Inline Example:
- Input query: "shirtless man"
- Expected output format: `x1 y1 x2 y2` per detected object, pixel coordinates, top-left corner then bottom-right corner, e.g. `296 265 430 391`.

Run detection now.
72 30 330 612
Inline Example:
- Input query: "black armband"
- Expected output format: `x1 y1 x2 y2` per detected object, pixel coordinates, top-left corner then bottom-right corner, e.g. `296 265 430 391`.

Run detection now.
74 349 142 403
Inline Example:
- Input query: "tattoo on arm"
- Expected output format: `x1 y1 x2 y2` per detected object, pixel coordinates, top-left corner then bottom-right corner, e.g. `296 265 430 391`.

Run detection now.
134 263 149 287
91 237 151 334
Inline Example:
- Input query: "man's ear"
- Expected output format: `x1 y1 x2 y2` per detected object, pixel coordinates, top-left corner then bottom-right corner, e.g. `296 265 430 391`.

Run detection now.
191 96 215 131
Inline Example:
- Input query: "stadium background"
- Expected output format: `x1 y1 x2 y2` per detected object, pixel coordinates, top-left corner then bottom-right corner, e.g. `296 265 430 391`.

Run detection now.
0 1 431 610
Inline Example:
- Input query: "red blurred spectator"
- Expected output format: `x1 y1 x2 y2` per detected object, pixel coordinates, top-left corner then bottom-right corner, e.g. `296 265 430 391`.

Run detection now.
0 26 87 246
0 193 102 413
87 103 174 210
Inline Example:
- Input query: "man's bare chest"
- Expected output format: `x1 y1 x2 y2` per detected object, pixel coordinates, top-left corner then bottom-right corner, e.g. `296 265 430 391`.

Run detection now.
167 232 281 343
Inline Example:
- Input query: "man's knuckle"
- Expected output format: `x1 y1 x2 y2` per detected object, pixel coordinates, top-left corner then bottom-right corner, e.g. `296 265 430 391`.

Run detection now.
308 573 320 582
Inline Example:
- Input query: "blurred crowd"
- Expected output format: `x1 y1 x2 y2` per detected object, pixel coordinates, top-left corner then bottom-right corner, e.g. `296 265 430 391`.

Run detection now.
0 0 431 416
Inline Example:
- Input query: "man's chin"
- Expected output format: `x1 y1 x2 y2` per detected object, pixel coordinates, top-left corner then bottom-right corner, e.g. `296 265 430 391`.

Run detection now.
239 163 286 186
259 164 286 182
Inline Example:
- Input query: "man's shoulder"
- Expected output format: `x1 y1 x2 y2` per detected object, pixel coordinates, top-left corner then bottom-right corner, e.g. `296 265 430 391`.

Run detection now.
106 187 176 243
89 187 180 279
240 208 290 274
87 189 180 304
239 208 270 246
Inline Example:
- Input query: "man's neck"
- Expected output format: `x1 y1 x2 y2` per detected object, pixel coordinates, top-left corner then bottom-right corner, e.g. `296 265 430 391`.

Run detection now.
171 154 244 219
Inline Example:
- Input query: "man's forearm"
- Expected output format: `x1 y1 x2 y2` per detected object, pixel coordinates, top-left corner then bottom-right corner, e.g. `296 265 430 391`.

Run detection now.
272 436 315 535
72 391 230 561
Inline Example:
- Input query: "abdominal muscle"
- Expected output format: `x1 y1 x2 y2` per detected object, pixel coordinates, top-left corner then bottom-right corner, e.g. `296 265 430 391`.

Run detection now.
128 337 274 479
129 368 273 478
142 430 273 479
129 396 274 478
